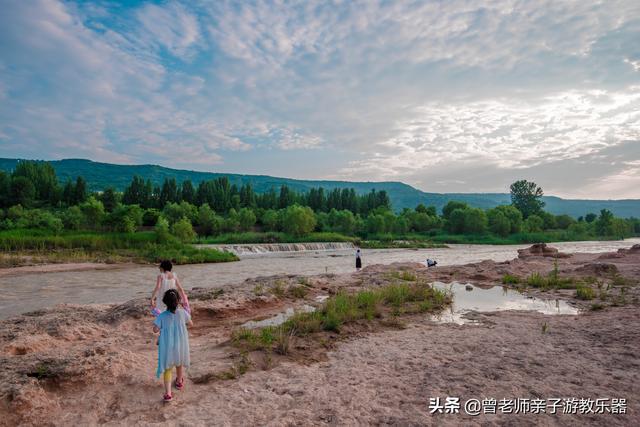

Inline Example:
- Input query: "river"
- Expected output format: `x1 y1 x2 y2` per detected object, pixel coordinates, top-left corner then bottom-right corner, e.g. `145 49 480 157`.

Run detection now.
0 238 638 319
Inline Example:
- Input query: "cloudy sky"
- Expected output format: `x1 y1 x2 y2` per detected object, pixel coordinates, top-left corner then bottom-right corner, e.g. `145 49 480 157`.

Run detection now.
0 0 639 199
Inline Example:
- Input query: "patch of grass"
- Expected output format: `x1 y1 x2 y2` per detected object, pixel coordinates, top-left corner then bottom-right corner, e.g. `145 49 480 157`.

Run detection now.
387 270 418 282
576 285 595 300
590 303 605 311
253 284 266 296
274 325 295 355
234 282 450 353
297 277 311 287
527 272 546 288
526 266 578 290
502 274 520 285
541 322 548 334
611 274 635 287
289 285 308 299
26 363 55 380
270 280 286 298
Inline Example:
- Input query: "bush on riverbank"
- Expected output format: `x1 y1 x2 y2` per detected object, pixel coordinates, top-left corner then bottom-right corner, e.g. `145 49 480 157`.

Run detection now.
0 229 237 265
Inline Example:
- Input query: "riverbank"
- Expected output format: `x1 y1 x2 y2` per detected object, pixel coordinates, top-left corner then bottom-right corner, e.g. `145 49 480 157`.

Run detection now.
199 230 637 248
0 230 237 268
1 243 638 425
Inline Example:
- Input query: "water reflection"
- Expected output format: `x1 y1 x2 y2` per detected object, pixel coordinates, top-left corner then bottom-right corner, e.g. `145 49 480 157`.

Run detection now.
431 282 579 324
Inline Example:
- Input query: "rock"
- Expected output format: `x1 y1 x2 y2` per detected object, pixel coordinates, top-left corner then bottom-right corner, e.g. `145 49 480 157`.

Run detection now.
574 263 618 276
517 243 571 259
465 284 473 291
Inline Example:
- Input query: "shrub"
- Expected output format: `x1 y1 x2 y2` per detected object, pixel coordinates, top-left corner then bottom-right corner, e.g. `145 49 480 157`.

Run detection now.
61 206 84 230
576 285 595 300
502 274 520 284
282 205 316 236
154 217 171 243
171 217 196 242
527 272 545 288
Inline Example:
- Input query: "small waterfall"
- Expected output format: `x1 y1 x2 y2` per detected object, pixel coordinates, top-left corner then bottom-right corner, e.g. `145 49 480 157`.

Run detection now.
201 241 356 255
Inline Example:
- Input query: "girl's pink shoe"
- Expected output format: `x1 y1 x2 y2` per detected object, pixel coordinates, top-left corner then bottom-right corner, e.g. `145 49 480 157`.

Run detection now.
163 393 173 402
175 378 184 391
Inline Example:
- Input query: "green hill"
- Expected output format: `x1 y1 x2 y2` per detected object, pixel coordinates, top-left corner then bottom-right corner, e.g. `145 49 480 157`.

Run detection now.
1 158 638 218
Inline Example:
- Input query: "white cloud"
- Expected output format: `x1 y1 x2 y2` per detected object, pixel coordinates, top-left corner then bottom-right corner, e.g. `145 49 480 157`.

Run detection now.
135 2 202 60
0 0 639 198
337 86 640 185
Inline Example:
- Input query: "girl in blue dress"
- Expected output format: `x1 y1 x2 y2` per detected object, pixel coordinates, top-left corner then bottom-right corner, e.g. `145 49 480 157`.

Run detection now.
153 289 193 402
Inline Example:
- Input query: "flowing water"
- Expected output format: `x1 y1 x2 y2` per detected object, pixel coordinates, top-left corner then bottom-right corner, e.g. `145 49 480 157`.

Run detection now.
0 239 638 319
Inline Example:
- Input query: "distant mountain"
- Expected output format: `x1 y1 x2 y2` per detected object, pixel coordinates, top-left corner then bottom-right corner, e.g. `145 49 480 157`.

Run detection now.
1 158 638 218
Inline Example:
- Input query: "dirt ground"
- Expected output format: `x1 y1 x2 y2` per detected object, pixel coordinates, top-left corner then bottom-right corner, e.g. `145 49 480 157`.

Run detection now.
1 244 639 426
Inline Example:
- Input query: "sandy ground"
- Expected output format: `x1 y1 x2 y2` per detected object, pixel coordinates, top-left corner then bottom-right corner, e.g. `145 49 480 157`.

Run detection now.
0 244 639 426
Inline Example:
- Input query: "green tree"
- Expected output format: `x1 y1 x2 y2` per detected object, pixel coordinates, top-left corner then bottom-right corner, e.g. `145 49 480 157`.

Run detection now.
448 208 467 234
416 204 437 216
180 180 195 204
595 209 614 236
159 178 178 207
61 206 84 230
224 208 240 232
79 197 105 228
238 208 257 231
282 205 316 236
99 187 119 212
261 209 279 231
555 214 575 230
142 208 161 226
0 171 10 208
493 205 523 233
524 214 544 232
585 213 597 223
9 176 36 207
12 160 59 204
74 176 88 204
462 208 488 234
487 209 511 237
198 204 222 236
171 217 196 242
442 201 468 220
510 180 545 218
155 217 171 243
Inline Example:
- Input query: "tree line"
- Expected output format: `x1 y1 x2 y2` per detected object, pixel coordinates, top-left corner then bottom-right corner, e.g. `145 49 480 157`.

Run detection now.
0 161 638 240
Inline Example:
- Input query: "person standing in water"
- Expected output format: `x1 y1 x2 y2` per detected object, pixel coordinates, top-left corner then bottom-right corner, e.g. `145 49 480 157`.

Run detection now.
355 248 362 271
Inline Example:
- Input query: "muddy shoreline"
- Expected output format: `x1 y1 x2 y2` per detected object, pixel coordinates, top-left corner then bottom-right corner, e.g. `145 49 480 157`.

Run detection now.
1 244 639 426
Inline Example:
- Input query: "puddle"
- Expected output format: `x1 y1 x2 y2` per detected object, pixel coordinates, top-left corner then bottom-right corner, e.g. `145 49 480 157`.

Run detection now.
241 305 316 329
431 282 579 324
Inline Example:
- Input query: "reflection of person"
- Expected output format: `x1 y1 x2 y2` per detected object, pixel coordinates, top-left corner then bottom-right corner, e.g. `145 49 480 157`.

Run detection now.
153 289 193 402
355 248 362 270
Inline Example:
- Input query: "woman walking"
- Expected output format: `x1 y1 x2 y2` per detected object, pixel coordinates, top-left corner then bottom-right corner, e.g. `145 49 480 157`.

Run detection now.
355 248 362 271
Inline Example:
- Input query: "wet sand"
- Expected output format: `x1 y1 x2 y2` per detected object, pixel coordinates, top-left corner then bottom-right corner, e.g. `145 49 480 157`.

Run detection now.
0 244 639 426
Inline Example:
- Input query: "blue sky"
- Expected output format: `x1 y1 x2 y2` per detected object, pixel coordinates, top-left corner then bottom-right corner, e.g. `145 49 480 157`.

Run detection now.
0 0 639 198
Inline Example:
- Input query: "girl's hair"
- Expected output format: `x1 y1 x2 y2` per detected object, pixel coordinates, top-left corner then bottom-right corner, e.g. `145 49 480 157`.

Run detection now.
162 289 180 313
159 260 173 272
